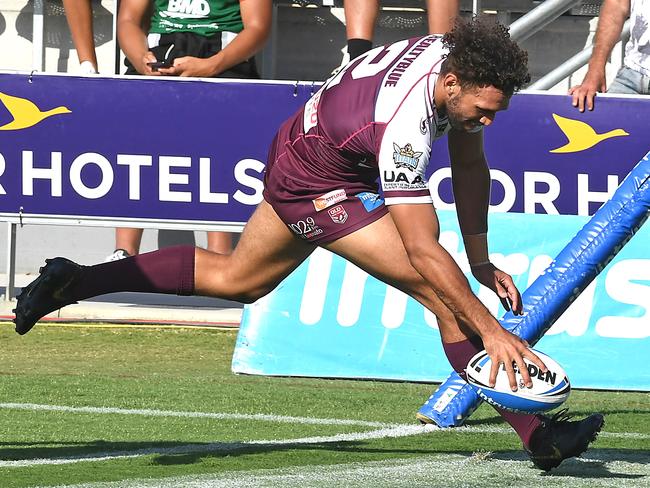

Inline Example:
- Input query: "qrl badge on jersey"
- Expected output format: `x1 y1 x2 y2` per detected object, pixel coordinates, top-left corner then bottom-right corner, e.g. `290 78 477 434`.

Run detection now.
328 204 348 224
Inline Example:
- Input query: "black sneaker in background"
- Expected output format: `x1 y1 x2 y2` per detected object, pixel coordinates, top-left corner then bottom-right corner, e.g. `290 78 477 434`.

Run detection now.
526 408 604 471
104 249 131 262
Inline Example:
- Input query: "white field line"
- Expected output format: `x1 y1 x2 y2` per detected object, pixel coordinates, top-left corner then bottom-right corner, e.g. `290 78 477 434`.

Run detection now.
1 402 646 440
0 402 391 428
1 402 648 469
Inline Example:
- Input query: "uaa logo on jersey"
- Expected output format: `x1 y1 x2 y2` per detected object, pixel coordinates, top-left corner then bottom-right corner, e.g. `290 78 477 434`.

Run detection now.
393 143 423 171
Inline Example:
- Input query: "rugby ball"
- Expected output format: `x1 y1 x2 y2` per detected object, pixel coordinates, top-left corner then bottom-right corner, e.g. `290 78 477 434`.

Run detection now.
465 348 570 414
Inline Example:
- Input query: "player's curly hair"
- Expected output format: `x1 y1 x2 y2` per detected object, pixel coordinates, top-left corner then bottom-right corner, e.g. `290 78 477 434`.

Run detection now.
440 16 530 96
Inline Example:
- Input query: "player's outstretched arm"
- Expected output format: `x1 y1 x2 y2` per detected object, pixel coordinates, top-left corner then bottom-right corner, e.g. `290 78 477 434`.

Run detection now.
388 203 544 390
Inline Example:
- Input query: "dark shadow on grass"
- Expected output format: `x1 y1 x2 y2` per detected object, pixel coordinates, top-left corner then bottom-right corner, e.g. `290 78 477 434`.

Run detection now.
489 448 649 480
0 440 192 461
151 441 437 465
0 439 462 465
2 439 647 481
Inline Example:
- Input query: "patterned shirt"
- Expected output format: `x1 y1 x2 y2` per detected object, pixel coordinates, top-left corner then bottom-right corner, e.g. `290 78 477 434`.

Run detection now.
624 0 650 76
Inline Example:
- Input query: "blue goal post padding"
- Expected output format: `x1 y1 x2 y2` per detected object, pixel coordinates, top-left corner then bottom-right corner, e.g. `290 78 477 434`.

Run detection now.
419 152 650 427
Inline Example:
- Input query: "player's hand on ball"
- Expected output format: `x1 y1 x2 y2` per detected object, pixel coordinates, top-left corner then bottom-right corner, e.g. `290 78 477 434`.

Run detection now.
471 262 523 315
482 329 547 391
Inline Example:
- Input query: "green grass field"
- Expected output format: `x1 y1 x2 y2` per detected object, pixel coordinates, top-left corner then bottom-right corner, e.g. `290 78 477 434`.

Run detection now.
0 324 648 488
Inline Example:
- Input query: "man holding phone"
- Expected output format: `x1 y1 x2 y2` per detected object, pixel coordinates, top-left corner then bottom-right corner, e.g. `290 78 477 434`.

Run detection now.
118 0 271 78
147 44 175 71
110 0 272 262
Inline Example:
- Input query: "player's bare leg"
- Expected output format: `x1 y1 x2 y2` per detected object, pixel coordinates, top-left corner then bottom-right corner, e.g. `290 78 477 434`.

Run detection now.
195 200 315 302
13 200 315 334
324 212 469 343
324 212 603 469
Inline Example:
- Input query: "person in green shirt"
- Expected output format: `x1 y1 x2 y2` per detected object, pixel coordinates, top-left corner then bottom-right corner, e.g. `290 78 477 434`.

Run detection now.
118 0 271 78
107 0 271 262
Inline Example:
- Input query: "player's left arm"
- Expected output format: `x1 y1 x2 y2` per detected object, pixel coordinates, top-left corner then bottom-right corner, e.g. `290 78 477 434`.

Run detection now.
160 0 272 78
448 128 523 315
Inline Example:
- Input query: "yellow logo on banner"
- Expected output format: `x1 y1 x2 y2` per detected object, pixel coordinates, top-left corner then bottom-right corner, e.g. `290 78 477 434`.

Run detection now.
550 113 628 153
0 92 71 131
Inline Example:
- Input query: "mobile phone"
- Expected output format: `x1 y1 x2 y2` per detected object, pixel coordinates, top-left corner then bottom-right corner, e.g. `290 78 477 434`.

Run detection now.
147 60 173 71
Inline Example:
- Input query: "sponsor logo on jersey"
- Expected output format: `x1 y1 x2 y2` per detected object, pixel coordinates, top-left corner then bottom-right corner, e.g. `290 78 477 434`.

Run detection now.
419 116 430 135
383 170 425 186
356 191 384 212
312 189 347 212
289 217 323 240
358 156 374 169
393 143 423 171
328 204 348 224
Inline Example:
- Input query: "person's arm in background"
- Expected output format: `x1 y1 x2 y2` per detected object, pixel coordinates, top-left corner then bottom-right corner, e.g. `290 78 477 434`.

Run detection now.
568 0 630 112
448 128 523 315
426 0 459 34
162 0 272 78
118 0 160 75
62 0 98 73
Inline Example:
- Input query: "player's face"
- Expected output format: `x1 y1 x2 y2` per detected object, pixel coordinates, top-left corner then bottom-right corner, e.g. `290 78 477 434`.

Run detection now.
446 85 510 133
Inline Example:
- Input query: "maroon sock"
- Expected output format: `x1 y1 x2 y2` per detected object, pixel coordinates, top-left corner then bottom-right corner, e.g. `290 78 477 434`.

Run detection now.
71 245 196 300
442 337 542 449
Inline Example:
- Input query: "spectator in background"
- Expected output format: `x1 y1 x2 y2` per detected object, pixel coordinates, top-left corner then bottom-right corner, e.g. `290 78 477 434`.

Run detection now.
344 0 459 61
63 0 99 74
569 0 650 112
108 0 272 261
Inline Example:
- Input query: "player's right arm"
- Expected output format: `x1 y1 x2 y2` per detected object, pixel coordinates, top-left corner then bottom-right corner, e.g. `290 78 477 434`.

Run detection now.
117 0 159 76
569 0 630 112
388 203 543 390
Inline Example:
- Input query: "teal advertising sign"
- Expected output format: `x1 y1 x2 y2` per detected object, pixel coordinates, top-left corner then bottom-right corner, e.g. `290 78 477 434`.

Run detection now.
233 209 649 390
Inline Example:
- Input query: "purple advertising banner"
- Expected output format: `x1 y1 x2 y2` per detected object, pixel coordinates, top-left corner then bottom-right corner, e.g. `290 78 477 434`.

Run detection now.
1 73 649 226
429 92 650 216
0 73 312 226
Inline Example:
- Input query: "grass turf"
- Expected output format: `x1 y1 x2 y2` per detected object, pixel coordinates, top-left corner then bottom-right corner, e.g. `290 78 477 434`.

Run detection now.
0 324 647 487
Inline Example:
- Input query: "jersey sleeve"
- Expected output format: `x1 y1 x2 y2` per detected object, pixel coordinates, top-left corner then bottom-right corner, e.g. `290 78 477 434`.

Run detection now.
377 89 434 206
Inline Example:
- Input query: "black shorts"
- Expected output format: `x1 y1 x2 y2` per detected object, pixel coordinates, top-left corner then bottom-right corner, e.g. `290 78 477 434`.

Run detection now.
124 31 259 79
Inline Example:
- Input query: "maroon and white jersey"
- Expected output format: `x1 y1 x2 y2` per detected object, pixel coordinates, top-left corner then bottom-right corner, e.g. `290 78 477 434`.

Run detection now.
273 35 451 206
